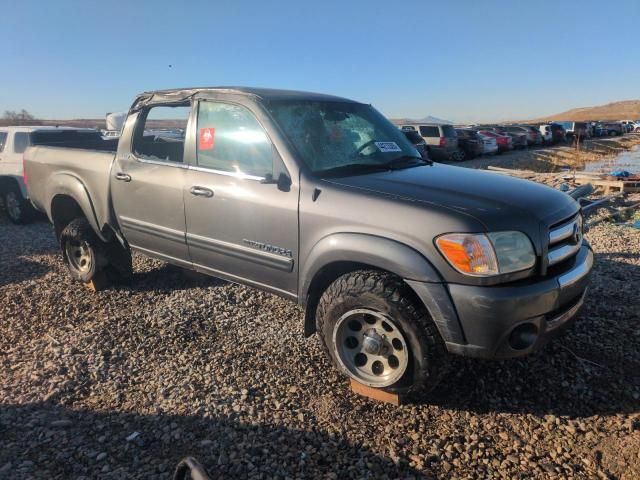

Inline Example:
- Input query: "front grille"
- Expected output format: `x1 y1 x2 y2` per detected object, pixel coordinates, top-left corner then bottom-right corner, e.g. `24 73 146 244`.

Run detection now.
547 214 583 268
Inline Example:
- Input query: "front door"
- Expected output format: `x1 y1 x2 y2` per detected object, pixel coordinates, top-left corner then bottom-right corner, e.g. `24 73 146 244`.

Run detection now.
184 100 299 297
110 104 193 266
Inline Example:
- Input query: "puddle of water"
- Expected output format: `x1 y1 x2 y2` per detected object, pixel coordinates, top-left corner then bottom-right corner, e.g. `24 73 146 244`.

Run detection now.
583 144 640 173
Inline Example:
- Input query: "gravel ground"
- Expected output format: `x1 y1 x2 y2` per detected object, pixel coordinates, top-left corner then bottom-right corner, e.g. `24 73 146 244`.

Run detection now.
1 199 639 479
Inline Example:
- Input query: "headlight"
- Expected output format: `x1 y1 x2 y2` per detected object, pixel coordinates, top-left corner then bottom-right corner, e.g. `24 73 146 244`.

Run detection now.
436 231 535 277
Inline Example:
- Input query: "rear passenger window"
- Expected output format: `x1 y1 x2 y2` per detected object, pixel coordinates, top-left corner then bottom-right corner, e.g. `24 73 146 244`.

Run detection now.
13 132 30 153
0 132 7 152
196 102 273 178
132 105 190 163
419 126 440 137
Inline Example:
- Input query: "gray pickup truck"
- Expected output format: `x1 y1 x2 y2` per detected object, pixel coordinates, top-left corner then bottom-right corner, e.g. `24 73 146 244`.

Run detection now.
24 87 593 395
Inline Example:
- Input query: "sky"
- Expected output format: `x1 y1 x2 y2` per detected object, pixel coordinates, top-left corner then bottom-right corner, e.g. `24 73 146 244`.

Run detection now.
2 0 639 123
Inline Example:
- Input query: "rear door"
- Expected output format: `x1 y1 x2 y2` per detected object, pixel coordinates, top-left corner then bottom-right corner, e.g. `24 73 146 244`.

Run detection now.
183 100 299 296
110 104 193 266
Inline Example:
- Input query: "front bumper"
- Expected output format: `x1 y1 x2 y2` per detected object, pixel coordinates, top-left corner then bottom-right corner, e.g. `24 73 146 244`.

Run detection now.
408 245 593 359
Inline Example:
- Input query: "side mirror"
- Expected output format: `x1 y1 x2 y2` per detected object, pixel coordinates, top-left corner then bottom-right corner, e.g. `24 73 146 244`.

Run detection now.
261 172 291 192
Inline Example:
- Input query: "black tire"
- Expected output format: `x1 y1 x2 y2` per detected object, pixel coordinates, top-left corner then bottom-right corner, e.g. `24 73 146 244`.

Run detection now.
316 270 448 395
3 186 35 224
60 218 106 283
60 218 134 286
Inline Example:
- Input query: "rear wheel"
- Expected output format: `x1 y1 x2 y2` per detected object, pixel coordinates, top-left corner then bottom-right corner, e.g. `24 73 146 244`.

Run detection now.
60 218 133 286
4 187 34 224
452 149 466 162
61 218 104 283
316 270 448 395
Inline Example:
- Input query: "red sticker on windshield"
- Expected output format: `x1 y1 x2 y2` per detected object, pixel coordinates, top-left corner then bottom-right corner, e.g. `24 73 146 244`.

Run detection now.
199 128 215 150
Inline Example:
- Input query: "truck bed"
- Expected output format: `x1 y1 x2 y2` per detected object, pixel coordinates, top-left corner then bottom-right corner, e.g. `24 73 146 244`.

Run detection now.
24 145 116 231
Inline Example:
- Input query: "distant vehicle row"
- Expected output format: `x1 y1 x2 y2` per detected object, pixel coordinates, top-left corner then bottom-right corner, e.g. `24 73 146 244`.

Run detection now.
399 118 639 162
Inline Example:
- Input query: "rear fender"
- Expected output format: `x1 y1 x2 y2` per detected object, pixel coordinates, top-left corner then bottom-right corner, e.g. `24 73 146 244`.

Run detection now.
47 173 108 242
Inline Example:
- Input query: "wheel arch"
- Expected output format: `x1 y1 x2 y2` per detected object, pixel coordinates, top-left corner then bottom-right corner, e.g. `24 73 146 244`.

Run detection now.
299 233 445 337
48 174 109 242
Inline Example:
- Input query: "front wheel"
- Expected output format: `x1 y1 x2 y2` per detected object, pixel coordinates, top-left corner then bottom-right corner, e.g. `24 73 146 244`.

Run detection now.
316 270 448 395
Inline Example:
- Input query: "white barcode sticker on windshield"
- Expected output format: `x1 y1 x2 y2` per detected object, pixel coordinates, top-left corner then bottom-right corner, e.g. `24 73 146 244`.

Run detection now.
375 141 402 153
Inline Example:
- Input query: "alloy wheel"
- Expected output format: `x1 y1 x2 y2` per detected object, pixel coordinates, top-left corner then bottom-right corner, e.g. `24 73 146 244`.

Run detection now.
333 308 409 387
65 239 94 274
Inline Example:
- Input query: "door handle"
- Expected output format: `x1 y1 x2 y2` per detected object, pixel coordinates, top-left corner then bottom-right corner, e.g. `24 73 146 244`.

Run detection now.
115 172 131 182
189 186 214 198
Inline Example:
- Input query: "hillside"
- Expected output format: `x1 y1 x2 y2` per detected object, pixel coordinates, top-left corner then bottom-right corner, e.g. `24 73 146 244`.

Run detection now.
390 115 453 126
531 100 640 122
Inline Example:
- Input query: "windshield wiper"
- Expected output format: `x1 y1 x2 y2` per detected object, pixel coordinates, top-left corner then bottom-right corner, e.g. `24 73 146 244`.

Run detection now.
315 163 391 178
384 155 432 170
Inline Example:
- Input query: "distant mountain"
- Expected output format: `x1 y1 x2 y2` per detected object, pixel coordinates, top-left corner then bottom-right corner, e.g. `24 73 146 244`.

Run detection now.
530 100 640 122
390 115 453 125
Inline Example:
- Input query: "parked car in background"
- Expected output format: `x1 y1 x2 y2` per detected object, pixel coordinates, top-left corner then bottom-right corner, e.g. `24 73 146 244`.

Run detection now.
634 121 640 132
538 124 553 144
0 126 106 223
400 123 458 161
501 125 542 146
524 125 544 145
603 122 624 136
556 121 590 142
478 129 513 153
548 123 567 143
401 130 429 159
477 133 499 155
480 126 528 149
619 121 634 133
590 122 604 137
454 128 483 160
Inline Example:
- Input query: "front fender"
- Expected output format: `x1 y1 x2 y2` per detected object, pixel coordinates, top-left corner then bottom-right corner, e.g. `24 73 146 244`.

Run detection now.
300 233 443 299
300 233 471 341
47 173 107 242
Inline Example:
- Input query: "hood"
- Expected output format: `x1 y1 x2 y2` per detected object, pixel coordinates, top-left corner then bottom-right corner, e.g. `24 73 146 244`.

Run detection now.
325 163 579 231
